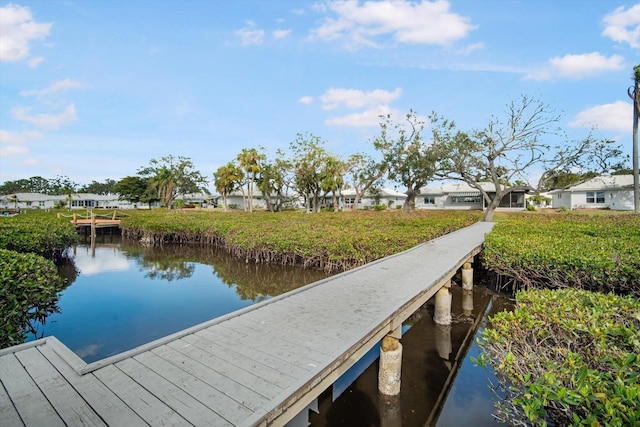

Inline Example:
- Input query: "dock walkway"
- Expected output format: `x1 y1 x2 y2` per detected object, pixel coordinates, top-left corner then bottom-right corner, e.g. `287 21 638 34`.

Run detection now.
0 221 494 426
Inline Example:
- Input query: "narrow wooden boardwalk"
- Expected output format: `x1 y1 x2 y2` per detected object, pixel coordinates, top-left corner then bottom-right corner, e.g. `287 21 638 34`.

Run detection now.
0 221 494 426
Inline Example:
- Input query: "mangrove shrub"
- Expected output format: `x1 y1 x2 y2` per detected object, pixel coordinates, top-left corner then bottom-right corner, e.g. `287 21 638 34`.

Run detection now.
482 214 640 297
476 288 640 426
0 249 67 348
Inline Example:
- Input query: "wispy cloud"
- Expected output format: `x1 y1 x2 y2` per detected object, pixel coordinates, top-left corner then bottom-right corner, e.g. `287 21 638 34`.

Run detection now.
298 95 314 105
235 21 265 46
320 87 402 110
326 105 400 127
310 0 475 49
570 100 631 133
602 4 640 48
0 4 52 63
525 52 625 80
273 29 292 39
20 78 89 97
12 104 78 130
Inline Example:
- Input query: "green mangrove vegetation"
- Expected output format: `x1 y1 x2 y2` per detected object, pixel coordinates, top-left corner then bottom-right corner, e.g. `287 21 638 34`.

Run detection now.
479 213 640 426
476 288 640 427
0 212 79 258
483 213 640 298
120 209 482 272
0 213 77 347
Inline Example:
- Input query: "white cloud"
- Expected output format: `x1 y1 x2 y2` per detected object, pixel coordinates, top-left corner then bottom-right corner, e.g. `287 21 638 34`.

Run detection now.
456 41 485 55
0 144 28 157
0 4 52 62
525 52 625 80
27 56 44 68
602 4 640 48
0 129 43 144
320 87 402 110
569 101 631 133
298 95 314 104
326 105 400 127
20 78 89 97
273 29 292 39
12 104 78 129
235 21 265 46
310 0 475 48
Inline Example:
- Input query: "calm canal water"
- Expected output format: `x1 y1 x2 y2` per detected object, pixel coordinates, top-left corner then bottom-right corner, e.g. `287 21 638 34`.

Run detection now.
28 234 510 426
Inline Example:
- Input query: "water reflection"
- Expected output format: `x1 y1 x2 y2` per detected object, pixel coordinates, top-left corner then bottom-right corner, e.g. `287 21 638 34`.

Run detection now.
26 235 331 362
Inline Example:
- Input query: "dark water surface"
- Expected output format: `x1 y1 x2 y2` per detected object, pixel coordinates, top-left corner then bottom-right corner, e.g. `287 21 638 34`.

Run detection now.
28 235 511 426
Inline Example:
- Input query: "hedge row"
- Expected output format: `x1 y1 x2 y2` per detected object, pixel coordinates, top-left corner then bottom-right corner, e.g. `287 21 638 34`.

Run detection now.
121 210 482 272
482 214 640 297
0 212 78 258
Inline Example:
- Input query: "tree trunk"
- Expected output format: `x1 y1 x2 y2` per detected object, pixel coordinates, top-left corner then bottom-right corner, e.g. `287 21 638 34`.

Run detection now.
483 196 501 222
403 189 415 213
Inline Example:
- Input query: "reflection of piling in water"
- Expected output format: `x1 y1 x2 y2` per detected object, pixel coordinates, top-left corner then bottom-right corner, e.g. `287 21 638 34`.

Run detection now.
434 324 452 363
379 393 402 427
462 289 474 317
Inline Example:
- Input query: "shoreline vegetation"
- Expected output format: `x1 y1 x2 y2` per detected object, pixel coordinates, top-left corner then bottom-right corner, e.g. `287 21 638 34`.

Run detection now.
1 209 639 425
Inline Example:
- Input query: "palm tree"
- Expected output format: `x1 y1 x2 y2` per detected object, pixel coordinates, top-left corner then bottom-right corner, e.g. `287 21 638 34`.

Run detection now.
236 148 265 212
214 163 243 212
629 65 640 214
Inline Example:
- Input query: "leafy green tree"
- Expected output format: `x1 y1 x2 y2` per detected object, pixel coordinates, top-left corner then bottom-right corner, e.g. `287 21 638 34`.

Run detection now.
345 152 387 211
374 110 439 213
48 175 79 195
213 162 243 211
290 133 332 213
138 155 207 209
114 176 156 208
433 95 627 221
236 148 266 213
79 179 117 195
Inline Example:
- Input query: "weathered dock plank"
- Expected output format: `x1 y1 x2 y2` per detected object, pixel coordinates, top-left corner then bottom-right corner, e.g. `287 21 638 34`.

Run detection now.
0 352 65 427
14 348 106 427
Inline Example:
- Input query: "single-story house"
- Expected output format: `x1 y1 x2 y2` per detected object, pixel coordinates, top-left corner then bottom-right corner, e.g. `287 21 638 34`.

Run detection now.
415 182 527 211
339 187 408 210
0 193 156 210
548 175 635 211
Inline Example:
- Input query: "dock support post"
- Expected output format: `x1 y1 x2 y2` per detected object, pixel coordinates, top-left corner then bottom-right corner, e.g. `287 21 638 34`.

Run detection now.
434 285 452 326
378 335 402 396
462 262 473 290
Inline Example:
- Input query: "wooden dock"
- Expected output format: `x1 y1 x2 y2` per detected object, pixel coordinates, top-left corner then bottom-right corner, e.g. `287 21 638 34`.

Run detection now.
0 221 494 426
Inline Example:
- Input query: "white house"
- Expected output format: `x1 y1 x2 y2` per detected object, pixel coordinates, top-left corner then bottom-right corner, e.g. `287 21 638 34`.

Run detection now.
0 193 63 210
340 187 408 210
548 175 635 211
0 192 152 210
415 182 527 211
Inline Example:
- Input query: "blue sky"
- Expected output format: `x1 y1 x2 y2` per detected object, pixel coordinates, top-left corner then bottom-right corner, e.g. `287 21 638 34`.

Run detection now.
0 0 638 189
